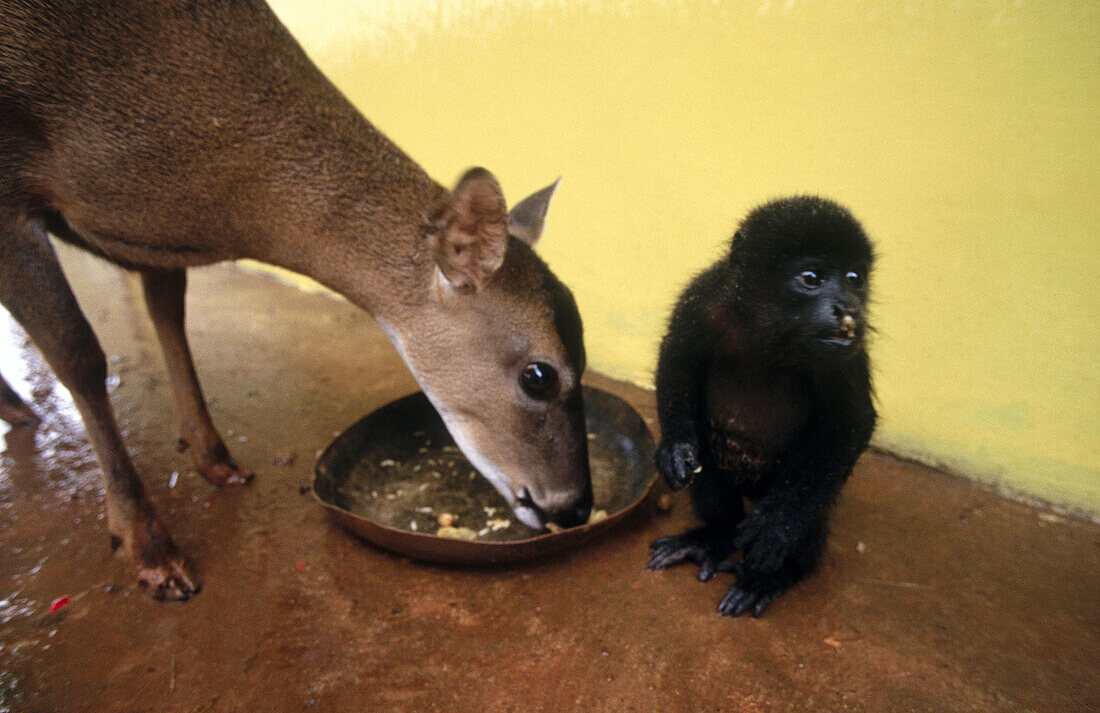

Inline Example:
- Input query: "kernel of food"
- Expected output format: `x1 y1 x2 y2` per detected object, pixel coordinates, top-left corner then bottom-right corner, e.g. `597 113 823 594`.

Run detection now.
657 494 673 511
437 512 457 528
436 526 477 540
587 509 609 524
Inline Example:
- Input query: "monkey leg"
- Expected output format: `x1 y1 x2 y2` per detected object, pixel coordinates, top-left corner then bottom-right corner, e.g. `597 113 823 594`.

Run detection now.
0 217 197 599
648 469 745 581
717 514 828 618
0 371 38 426
141 269 252 486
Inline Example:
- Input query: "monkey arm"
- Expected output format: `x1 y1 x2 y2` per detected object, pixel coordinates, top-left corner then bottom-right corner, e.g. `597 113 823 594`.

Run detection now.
734 381 876 574
732 450 852 573
715 427 867 618
654 270 724 489
655 330 709 443
654 348 707 489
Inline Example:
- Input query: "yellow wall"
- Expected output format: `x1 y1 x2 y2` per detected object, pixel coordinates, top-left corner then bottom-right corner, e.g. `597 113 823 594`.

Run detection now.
265 0 1099 514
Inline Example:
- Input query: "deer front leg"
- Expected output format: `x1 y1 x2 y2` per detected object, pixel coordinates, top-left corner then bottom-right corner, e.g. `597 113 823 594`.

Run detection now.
0 216 196 599
141 269 252 486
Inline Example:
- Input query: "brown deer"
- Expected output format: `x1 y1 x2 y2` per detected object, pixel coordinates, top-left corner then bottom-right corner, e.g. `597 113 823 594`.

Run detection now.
0 0 592 599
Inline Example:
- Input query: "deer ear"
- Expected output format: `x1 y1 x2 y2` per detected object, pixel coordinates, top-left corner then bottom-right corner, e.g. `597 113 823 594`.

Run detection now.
507 177 560 247
429 168 508 293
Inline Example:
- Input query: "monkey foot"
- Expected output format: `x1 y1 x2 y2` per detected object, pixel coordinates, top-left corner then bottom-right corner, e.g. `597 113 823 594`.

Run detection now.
717 582 783 618
647 527 736 582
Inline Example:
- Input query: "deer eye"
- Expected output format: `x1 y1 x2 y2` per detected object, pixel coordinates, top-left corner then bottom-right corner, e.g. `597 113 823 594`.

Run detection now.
520 362 558 399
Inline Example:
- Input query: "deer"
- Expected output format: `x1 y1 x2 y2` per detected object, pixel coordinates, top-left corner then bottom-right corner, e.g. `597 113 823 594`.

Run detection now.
0 0 592 600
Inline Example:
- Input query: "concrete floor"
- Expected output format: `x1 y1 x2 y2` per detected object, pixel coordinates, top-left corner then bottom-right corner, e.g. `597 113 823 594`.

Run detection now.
1 246 1097 713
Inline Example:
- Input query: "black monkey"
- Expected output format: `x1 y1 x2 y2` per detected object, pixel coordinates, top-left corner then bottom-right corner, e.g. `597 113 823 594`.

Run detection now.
647 196 876 617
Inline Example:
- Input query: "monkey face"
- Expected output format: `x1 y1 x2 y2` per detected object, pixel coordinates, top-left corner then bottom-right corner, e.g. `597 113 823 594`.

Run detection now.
779 257 870 368
726 195 875 371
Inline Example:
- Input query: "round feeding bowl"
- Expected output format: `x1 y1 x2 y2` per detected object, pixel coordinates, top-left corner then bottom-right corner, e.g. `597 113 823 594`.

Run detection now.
313 386 657 565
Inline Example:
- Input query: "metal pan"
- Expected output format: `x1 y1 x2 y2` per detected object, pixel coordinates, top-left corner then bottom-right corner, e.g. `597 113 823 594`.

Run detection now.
313 386 656 566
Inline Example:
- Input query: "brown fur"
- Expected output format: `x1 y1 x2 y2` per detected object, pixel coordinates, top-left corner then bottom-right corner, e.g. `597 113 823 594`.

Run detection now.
1 0 590 599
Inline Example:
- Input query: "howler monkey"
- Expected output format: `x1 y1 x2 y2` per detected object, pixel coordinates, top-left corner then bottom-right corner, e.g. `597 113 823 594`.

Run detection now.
647 196 876 617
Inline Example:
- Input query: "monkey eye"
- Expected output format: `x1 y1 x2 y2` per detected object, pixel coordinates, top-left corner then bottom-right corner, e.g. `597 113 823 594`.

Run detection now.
520 362 559 399
846 271 866 289
796 270 823 288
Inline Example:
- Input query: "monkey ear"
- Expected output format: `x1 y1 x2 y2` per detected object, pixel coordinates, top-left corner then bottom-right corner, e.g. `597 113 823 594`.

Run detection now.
507 177 560 247
429 168 508 293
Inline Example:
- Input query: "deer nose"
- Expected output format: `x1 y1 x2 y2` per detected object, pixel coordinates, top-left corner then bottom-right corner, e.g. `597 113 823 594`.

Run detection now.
548 487 593 529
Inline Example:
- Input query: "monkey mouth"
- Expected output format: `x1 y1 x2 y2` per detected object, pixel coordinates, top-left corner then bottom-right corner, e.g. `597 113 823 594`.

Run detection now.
820 333 857 347
824 315 861 345
822 320 859 346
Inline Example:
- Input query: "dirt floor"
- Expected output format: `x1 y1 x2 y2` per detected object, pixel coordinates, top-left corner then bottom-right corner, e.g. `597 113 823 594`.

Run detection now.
1 246 1097 713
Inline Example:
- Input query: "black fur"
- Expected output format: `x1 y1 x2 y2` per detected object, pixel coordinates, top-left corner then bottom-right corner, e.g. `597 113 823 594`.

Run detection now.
648 196 876 617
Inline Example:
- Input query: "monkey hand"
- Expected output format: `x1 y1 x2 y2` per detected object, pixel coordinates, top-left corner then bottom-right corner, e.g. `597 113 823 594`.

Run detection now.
655 439 701 491
733 511 793 575
719 521 796 618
